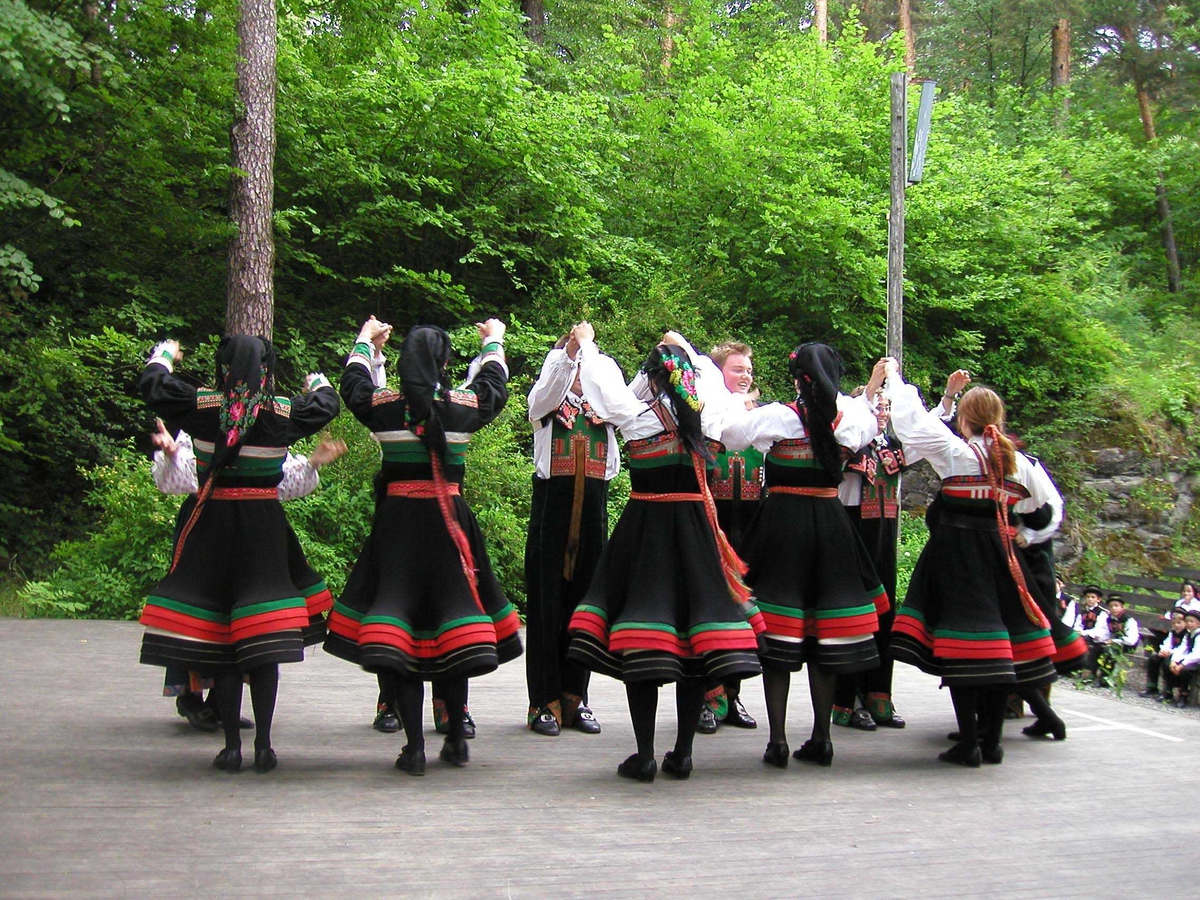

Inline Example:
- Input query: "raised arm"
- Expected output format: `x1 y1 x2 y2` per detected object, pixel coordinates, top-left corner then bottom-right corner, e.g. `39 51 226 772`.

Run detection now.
577 339 654 433
139 341 201 429
883 362 975 478
454 318 509 428
527 348 577 422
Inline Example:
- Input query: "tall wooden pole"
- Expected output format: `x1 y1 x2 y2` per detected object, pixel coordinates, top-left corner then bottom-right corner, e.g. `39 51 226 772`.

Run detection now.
887 72 907 366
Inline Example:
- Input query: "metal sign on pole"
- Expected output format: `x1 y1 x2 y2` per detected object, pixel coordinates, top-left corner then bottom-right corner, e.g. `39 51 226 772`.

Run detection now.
909 80 937 184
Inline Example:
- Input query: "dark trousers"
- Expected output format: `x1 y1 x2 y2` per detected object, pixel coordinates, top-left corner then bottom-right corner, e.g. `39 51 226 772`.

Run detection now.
524 475 607 712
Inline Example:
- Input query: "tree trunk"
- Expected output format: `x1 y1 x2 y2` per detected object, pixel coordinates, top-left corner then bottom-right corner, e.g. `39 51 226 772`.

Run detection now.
226 0 277 338
815 0 828 43
898 0 916 73
661 3 678 72
521 0 545 44
1050 18 1070 92
1134 85 1183 294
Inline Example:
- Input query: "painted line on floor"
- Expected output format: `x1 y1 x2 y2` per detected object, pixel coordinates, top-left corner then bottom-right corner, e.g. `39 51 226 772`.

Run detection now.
1059 708 1184 743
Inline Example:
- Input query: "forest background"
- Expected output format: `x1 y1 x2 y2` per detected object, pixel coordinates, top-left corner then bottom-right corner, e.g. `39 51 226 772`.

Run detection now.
3 0 1200 619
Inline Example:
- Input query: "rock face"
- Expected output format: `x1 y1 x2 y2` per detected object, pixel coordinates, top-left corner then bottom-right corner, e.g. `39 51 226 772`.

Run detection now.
898 447 1197 574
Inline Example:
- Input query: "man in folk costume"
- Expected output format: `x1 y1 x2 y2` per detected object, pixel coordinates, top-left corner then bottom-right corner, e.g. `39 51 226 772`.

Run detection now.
523 322 617 736
698 342 761 732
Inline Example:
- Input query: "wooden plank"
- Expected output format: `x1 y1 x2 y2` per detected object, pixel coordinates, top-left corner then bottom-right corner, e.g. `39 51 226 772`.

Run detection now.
1163 566 1200 581
1112 574 1185 595
1 619 1199 897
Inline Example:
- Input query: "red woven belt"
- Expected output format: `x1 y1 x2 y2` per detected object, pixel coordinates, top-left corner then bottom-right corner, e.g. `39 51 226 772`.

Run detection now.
769 486 838 498
210 487 279 500
629 491 705 502
387 480 461 498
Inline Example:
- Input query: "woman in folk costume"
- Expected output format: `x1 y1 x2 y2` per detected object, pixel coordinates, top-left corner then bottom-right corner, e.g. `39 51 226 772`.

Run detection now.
139 335 340 773
566 331 765 783
150 420 346 731
722 343 885 769
325 317 520 776
882 359 1085 766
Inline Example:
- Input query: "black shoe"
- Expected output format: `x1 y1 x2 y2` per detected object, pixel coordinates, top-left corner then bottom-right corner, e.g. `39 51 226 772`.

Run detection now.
253 747 277 774
938 742 982 768
373 703 401 734
395 745 426 776
529 707 561 736
871 710 907 729
947 731 962 742
661 750 693 779
848 708 877 731
1138 686 1160 698
238 717 255 730
177 696 220 733
762 741 789 769
440 737 469 767
1022 717 1066 741
213 748 242 773
981 744 1004 765
723 697 757 729
1175 699 1189 709
571 705 602 735
696 705 719 735
616 753 656 783
462 709 476 740
792 740 834 766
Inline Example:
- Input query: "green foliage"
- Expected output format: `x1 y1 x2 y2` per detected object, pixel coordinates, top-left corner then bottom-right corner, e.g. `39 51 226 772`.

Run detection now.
17 439 175 619
895 511 930 604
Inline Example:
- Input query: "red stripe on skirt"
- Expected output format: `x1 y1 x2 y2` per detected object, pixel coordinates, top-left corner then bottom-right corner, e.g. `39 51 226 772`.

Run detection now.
358 621 500 657
304 589 334 615
327 612 361 642
141 605 230 641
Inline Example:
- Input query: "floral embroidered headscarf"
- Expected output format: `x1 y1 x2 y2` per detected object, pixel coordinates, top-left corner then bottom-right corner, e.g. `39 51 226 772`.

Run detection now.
212 335 275 471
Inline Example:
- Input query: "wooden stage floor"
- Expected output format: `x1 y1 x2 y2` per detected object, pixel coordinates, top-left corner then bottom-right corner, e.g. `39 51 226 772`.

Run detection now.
2 619 1197 898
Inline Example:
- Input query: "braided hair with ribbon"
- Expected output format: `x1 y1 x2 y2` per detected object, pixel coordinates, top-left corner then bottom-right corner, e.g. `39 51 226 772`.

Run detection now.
171 335 276 572
397 325 486 613
642 343 712 463
787 342 845 482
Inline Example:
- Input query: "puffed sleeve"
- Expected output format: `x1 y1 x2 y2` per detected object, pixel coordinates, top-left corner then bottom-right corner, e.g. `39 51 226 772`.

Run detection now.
277 451 319 502
578 340 657 435
1014 456 1064 545
721 403 802 453
151 431 198 495
834 392 880 451
884 372 973 478
527 348 576 422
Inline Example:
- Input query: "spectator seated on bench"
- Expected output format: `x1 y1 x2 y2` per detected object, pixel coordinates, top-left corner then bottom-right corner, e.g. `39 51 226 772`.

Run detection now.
1162 608 1200 708
1086 594 1140 687
1141 607 1188 699
1075 586 1108 668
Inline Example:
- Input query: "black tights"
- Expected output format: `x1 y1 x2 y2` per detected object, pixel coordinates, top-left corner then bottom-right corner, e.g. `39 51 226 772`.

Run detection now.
948 686 1008 751
763 666 836 745
625 679 705 761
1015 683 1062 730
213 665 278 754
393 675 469 752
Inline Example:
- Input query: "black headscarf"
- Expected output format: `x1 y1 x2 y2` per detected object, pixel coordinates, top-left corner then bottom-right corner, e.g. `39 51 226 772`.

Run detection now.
212 335 275 472
398 325 453 459
642 343 712 463
788 342 844 481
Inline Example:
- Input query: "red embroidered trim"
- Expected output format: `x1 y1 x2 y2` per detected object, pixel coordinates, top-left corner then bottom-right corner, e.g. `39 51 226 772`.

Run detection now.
769 485 838 498
386 480 461 498
210 487 279 500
